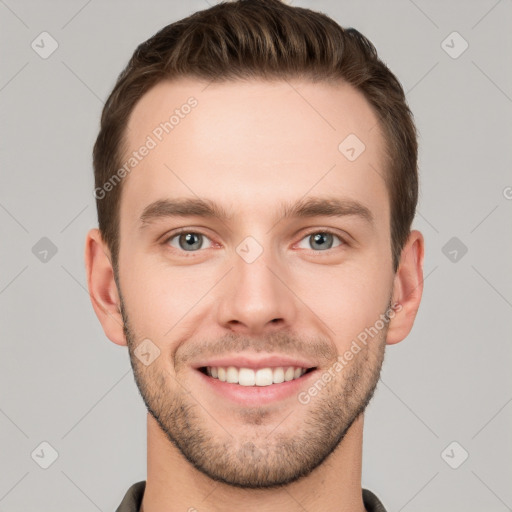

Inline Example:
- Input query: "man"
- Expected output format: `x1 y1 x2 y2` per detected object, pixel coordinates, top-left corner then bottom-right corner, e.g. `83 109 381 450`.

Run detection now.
85 1 424 510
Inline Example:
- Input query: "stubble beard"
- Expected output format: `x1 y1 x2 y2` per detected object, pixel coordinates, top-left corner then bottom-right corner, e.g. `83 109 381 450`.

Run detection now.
120 296 388 489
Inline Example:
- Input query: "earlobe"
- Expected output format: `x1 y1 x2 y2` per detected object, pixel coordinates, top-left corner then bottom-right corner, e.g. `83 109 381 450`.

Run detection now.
84 228 127 346
386 230 425 345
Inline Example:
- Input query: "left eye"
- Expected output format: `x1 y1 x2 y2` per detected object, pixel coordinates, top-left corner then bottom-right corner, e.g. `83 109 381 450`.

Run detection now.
296 231 344 251
166 232 213 252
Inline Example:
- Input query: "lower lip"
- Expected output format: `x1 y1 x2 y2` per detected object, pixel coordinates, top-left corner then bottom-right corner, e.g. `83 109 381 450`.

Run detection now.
195 368 318 406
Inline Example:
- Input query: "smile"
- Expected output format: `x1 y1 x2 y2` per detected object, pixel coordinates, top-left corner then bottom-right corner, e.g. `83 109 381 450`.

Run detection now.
199 365 316 387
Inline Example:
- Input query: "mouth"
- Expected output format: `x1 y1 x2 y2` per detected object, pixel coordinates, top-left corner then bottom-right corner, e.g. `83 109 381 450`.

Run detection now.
198 365 317 386
195 363 319 406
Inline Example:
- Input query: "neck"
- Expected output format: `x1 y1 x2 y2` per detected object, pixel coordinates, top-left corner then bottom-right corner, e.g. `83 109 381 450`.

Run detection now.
141 412 367 512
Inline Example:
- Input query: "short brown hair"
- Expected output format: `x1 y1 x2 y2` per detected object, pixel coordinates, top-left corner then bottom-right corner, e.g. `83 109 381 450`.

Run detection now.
93 0 418 273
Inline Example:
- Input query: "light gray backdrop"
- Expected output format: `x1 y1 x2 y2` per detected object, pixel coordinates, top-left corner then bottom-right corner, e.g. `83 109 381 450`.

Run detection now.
1 1 511 511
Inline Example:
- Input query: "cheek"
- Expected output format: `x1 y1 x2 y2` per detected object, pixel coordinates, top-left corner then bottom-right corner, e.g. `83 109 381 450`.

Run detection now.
118 253 171 335
293 260 391 345
121 252 218 337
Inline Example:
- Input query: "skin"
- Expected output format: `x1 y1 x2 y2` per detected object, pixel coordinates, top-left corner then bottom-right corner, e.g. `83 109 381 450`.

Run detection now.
85 78 424 512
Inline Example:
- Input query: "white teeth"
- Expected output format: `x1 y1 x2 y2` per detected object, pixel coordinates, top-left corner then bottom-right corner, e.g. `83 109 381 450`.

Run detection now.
284 367 295 381
226 366 238 383
273 367 284 384
254 368 273 386
239 368 256 386
204 366 309 386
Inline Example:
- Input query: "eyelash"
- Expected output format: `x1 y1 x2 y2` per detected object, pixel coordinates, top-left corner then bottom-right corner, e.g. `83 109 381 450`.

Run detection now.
161 228 347 256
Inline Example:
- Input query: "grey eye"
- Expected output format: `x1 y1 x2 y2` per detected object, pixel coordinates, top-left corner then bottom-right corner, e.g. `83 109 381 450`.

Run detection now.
168 232 213 251
297 232 343 251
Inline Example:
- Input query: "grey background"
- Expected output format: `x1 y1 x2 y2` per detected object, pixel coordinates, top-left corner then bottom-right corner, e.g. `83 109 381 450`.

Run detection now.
1 0 511 511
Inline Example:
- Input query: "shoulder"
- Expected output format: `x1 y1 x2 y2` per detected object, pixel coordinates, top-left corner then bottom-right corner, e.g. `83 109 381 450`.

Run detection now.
115 480 146 512
362 488 388 512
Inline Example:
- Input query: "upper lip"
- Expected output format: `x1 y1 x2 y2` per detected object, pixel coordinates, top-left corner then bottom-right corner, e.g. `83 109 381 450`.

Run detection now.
192 354 317 370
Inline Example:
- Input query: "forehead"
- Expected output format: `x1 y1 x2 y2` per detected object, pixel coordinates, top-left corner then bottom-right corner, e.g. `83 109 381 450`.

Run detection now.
120 77 389 229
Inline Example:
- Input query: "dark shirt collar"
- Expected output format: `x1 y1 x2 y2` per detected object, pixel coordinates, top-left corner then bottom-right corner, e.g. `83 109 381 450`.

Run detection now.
116 481 388 512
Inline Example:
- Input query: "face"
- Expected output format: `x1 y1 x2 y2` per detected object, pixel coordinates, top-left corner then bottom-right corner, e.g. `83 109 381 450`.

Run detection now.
116 78 396 488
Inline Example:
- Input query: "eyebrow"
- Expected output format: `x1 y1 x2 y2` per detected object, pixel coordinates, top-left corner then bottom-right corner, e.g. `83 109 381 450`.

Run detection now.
138 195 374 229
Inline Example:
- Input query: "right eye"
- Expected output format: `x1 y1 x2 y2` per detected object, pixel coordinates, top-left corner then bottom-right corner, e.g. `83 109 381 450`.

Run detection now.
164 230 214 252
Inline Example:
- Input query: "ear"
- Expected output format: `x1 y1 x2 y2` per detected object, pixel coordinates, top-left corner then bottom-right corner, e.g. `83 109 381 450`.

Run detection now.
386 229 424 345
84 228 127 346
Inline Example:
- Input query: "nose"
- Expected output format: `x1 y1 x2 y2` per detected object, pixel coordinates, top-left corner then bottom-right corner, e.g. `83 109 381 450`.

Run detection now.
215 245 298 336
